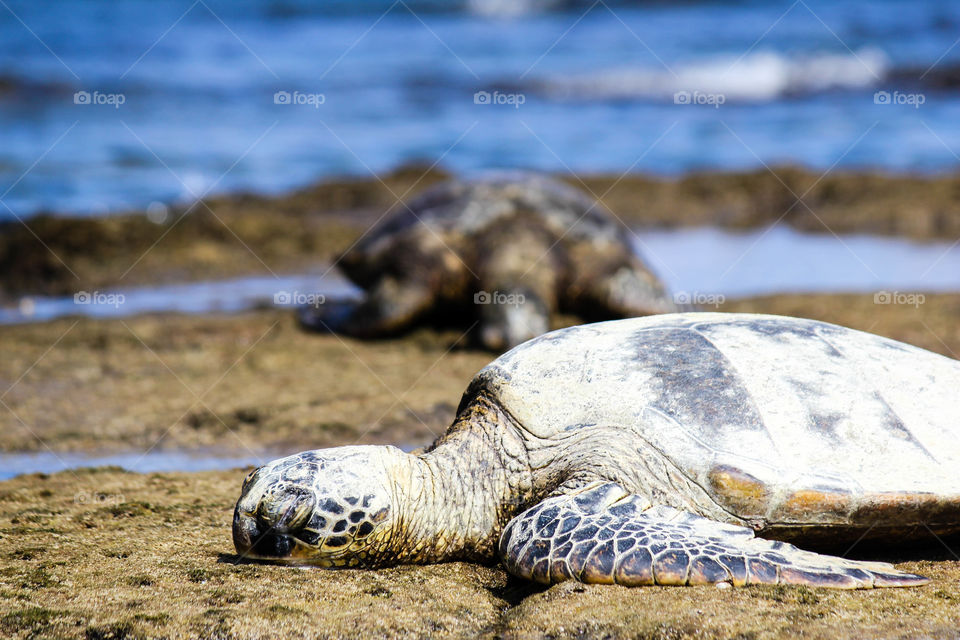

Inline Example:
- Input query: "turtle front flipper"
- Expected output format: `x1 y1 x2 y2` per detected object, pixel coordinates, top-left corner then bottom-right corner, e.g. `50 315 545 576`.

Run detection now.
298 277 435 337
498 483 928 589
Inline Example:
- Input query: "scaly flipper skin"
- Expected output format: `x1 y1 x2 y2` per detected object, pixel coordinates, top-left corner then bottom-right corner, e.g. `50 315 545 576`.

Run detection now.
498 483 929 589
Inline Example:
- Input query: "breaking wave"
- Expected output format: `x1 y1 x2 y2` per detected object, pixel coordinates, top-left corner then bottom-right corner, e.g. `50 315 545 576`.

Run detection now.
535 49 890 102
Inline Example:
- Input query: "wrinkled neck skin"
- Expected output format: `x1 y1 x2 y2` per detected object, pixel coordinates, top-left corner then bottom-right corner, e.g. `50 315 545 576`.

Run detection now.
390 394 534 563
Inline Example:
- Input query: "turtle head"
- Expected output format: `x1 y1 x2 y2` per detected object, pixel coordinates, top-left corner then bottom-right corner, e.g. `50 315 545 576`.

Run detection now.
232 446 406 567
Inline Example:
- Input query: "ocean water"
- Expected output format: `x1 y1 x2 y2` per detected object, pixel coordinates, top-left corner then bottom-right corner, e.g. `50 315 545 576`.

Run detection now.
0 271 360 324
0 443 427 480
636 226 960 299
1 0 959 218
0 449 267 481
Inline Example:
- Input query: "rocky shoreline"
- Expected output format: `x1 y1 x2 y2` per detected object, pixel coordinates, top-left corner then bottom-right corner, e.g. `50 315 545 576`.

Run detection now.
4 166 960 299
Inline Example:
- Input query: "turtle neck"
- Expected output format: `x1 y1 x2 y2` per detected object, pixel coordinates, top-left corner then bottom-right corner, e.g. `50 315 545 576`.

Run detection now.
391 394 534 563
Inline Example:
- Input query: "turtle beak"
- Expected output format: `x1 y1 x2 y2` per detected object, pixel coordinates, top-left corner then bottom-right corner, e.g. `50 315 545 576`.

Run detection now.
232 508 260 555
233 509 298 558
233 487 317 559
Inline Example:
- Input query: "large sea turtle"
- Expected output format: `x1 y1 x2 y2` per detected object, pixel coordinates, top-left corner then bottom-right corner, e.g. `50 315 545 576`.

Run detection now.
298 173 676 350
233 313 960 588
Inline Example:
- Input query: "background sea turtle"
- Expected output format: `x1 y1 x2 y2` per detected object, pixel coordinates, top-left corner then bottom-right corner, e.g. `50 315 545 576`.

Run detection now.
298 173 676 350
233 313 960 588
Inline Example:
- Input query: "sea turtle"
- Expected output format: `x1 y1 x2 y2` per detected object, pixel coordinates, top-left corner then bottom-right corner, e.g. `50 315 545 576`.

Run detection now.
298 173 676 350
233 313 960 588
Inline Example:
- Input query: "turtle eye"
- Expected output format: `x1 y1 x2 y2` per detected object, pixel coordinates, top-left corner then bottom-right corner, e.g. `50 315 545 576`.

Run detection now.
242 468 259 491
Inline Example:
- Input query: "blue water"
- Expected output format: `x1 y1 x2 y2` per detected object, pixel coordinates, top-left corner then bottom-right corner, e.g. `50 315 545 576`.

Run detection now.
0 450 266 481
0 271 360 324
0 443 426 480
637 226 960 299
1 0 959 217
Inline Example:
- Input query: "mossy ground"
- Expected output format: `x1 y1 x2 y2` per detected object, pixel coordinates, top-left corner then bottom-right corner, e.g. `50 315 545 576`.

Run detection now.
0 467 958 639
0 310 489 453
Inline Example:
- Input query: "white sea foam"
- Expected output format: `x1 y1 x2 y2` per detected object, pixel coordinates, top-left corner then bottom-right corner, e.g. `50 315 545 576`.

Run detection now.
538 49 889 101
466 0 563 17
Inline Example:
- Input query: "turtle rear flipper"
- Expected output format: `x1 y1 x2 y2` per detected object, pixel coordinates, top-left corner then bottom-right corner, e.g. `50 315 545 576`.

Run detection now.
498 482 928 589
568 255 681 319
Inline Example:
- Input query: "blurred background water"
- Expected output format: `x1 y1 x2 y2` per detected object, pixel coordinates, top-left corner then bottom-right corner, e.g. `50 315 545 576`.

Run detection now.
1 0 958 218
